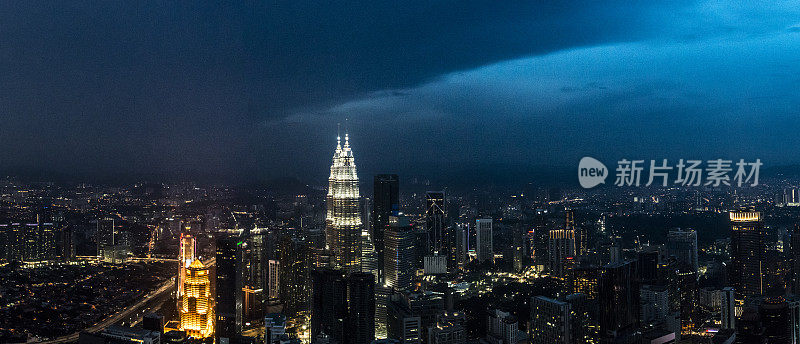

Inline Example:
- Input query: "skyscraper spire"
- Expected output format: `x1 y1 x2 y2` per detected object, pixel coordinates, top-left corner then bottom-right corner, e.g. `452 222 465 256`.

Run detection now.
326 132 362 273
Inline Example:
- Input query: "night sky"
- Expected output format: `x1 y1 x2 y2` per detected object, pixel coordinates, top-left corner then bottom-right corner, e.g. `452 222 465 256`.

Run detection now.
1 1 799 184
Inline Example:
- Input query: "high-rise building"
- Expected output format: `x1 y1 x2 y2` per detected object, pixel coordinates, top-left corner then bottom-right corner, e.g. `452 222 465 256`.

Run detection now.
348 272 376 344
548 228 576 279
530 296 571 344
311 268 348 344
730 210 765 299
454 223 469 269
385 215 416 291
373 174 399 284
425 191 447 258
598 261 640 344
97 217 116 258
216 236 243 343
178 233 196 311
326 134 363 273
666 229 698 271
639 285 669 325
720 287 736 330
180 259 213 338
476 219 493 263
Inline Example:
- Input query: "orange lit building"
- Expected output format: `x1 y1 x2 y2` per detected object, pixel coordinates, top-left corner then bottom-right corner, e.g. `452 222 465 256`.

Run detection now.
180 259 213 338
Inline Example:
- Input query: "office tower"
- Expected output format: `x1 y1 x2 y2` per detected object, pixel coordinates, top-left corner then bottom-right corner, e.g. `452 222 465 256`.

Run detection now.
178 233 196 310
639 285 669 325
566 293 598 343
476 219 493 263
566 208 585 255
277 234 311 317
143 313 165 333
326 133 363 273
311 268 348 344
548 228 576 278
348 272 376 344
598 261 640 344
375 284 392 339
59 225 75 262
666 229 698 271
97 217 116 258
512 225 532 273
759 296 790 344
530 296 571 344
637 246 660 284
180 259 213 338
730 210 765 299
427 311 465 344
454 223 469 269
373 174 399 284
385 215 416 290
425 191 447 257
487 309 519 344
216 236 243 343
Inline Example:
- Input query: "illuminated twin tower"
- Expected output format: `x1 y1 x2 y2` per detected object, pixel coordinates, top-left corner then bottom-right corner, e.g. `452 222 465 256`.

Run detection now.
326 133 375 274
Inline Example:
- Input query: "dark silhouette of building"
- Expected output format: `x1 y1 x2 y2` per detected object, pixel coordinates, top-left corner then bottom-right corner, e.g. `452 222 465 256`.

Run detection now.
311 268 348 343
373 174 399 284
216 235 243 343
425 191 449 267
347 272 375 344
598 261 640 343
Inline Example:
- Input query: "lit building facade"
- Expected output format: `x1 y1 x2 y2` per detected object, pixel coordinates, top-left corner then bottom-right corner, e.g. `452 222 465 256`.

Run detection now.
326 134 363 273
181 259 213 338
178 233 196 310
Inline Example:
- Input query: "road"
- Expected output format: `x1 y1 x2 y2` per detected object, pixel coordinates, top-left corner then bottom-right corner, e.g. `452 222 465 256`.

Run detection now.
38 258 215 344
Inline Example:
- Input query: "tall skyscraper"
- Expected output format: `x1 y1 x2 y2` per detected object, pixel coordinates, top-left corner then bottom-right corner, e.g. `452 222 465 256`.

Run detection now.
455 223 469 269
311 268 348 344
178 233 196 310
216 236 243 343
598 261 640 344
530 296 572 344
385 215 415 291
666 229 698 271
97 217 116 258
326 134 363 273
721 287 736 330
180 259 213 338
730 210 765 299
476 219 493 263
373 174 399 284
425 191 447 256
548 228 576 279
348 272 376 344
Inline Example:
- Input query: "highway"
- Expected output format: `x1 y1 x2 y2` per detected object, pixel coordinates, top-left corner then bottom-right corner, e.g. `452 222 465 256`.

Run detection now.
38 258 215 344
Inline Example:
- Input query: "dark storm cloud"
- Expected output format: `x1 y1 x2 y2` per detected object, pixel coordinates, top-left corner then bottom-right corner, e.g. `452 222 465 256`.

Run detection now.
0 1 797 183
